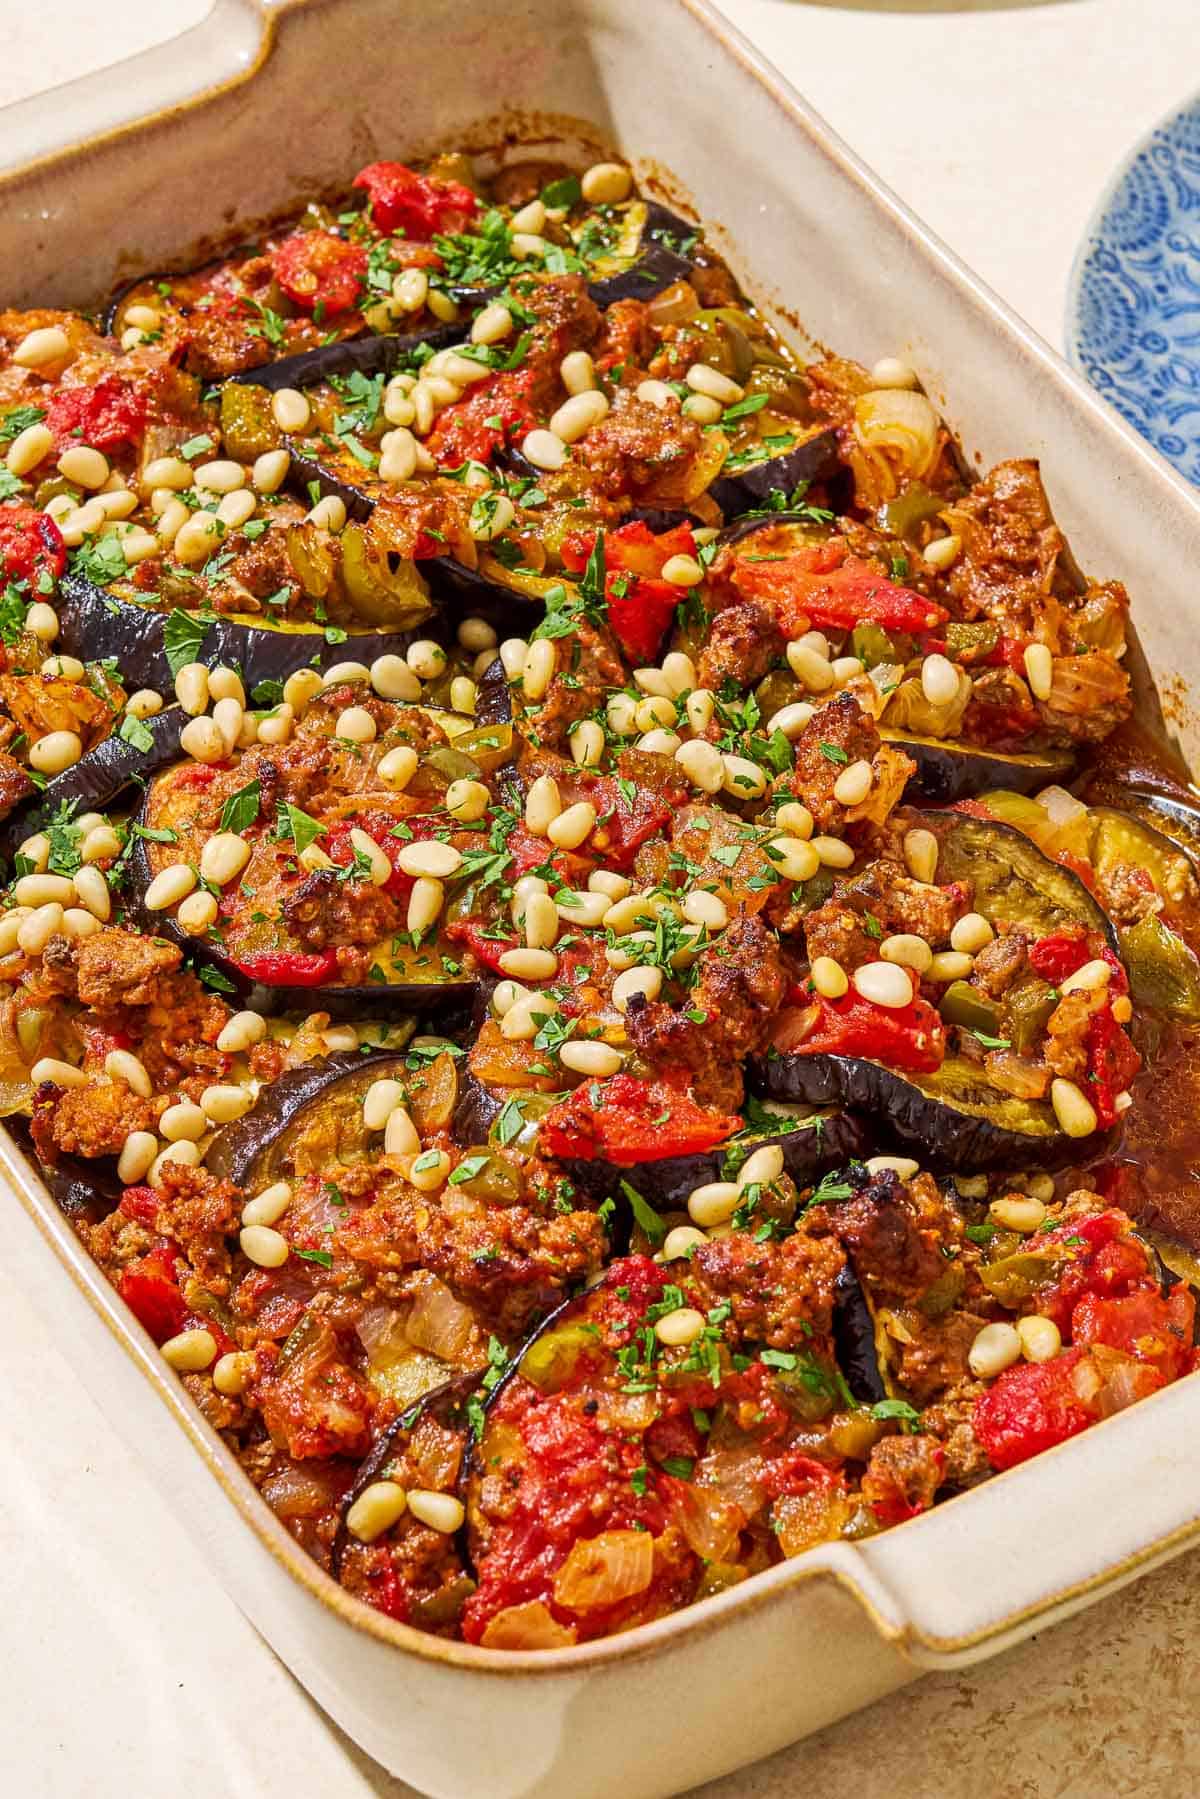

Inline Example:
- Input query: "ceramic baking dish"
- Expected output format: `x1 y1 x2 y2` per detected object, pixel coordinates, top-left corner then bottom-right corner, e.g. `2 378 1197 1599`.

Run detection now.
6 1 1200 1793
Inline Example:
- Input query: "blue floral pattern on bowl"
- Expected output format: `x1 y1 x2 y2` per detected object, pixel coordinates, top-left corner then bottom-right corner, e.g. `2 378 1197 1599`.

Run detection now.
1068 95 1200 485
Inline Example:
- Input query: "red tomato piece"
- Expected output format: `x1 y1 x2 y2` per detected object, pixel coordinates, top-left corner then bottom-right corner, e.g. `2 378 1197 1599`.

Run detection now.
973 1348 1096 1471
729 539 948 636
540 1073 740 1164
426 368 538 466
1072 1286 1195 1383
773 990 946 1075
0 503 66 587
44 374 147 454
587 774 679 871
444 919 519 972
1027 1210 1158 1333
352 161 479 238
271 231 368 315
118 1185 159 1226
117 1245 190 1344
1085 1003 1141 1128
562 521 697 665
233 949 340 985
1028 931 1091 985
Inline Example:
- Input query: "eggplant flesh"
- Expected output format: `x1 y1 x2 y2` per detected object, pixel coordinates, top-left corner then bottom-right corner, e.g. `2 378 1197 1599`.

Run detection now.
916 809 1117 951
56 572 437 696
751 1049 1103 1172
709 428 844 518
0 706 186 863
882 732 1075 805
204 1051 411 1186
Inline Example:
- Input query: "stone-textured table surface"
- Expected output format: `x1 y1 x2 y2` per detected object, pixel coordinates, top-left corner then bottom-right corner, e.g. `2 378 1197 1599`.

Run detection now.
3 3 1197 1794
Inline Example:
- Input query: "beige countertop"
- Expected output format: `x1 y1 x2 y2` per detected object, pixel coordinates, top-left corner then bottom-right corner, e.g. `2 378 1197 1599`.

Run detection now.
3 3 1198 1795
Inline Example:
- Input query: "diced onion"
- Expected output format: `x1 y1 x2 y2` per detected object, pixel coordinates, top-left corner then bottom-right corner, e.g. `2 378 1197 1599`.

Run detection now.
479 1601 578 1650
1036 784 1088 829
405 1274 477 1360
667 1482 744 1564
854 388 939 478
552 1529 655 1611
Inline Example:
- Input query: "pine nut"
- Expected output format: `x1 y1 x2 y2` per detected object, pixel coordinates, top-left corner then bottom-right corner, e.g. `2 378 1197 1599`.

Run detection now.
654 1306 705 1347
405 1489 465 1534
1016 1315 1062 1363
471 303 514 345
606 692 637 735
207 665 245 706
674 739 724 793
641 727 683 756
497 946 559 981
385 1107 420 1157
202 1083 254 1124
662 1225 707 1259
255 706 291 747
722 754 767 799
786 642 835 691
775 802 815 839
394 840 462 880
559 1040 622 1077
26 605 60 644
880 933 933 973
445 778 489 823
662 555 703 588
767 702 816 740
1050 1077 1098 1138
378 746 418 789
589 870 631 901
602 892 662 932
686 362 743 405
57 444 110 490
212 1352 254 1396
118 1131 158 1183
379 430 418 484
240 1224 289 1269
175 510 227 567
347 1481 408 1543
14 326 71 367
271 388 311 433
927 950 973 982
522 637 557 702
636 695 676 732
687 1180 740 1227
570 720 605 767
155 498 190 545
810 956 849 999
323 662 371 689
160 1101 208 1143
334 705 375 744
811 835 855 869
406 640 446 681
216 1010 267 1055
923 533 961 572
407 878 444 935
968 1321 1023 1380
864 1155 921 1179
560 349 597 394
989 1195 1047 1233
17 834 49 873
309 494 347 532
521 429 569 471
556 890 609 927
852 962 915 1009
81 824 122 863
180 717 228 763
149 1141 201 1185
363 1079 406 1132
612 964 662 1012
61 907 101 940
6 422 53 476
768 837 820 882
14 872 73 906
174 662 210 715
198 832 250 888
921 653 960 707
1024 643 1053 702
581 161 633 204
523 891 560 950
29 730 81 775
409 1148 451 1192
31 1055 84 1086
636 379 676 408
392 268 430 312
833 758 873 808
252 448 290 493
950 912 995 955
104 1048 152 1098
683 890 728 930
1061 958 1112 995
144 455 194 490
524 775 563 836
19 902 63 953
145 864 195 911
738 1144 785 1188
682 394 722 424
162 1328 217 1372
500 638 529 682
903 827 939 884
870 357 918 390
547 801 596 850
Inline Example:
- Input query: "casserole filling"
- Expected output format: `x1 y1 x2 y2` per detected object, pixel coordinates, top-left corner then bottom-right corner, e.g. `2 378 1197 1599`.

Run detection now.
1 150 1197 1650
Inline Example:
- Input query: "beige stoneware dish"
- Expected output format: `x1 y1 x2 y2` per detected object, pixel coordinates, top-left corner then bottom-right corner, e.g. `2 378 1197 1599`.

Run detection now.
6 1 1200 1793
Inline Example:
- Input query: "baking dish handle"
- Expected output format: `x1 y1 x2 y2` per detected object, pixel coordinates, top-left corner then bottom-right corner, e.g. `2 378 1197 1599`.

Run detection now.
0 0 272 176
850 1374 1200 1668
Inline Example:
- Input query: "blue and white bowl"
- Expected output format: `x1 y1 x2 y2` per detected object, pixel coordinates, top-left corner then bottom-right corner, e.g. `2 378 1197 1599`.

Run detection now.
1068 94 1200 486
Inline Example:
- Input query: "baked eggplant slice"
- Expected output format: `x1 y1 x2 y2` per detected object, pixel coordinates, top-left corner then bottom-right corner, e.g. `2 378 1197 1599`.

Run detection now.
709 427 843 518
880 731 1075 804
203 1050 410 1185
918 809 1117 950
0 706 187 863
56 572 435 695
832 1261 888 1405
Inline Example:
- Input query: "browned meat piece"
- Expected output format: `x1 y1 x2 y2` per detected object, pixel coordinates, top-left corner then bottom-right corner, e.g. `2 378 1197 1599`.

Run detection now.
593 297 654 372
861 1432 944 1519
1098 859 1175 926
526 618 626 747
689 256 740 309
250 1316 375 1461
963 667 1041 749
696 600 783 692
690 1227 844 1354
282 867 404 950
971 929 1029 996
0 747 33 818
943 459 1063 633
1043 987 1102 1081
802 865 968 970
920 1382 992 1486
801 897 879 974
30 1075 157 1162
773 692 879 831
338 1172 606 1339
624 912 787 1110
1036 651 1131 745
522 275 602 407
579 388 706 502
219 526 300 606
185 299 273 379
74 928 183 1009
890 1310 991 1406
152 1161 239 1297
490 161 568 207
813 1172 972 1310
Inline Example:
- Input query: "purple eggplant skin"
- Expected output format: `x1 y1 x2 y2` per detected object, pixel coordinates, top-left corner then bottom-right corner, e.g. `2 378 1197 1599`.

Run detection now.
881 732 1075 806
204 1050 406 1185
7 1117 119 1222
709 428 844 519
228 321 462 393
0 706 187 865
123 827 475 1021
832 1260 887 1405
55 572 436 695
